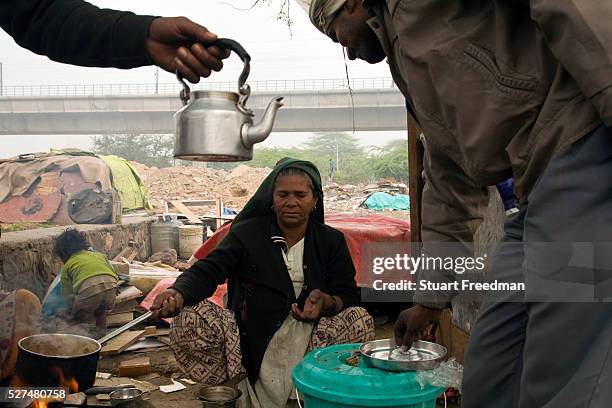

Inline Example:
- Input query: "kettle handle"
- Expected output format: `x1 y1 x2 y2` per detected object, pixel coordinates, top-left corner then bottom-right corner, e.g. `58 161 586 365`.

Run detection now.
213 38 251 93
176 38 252 107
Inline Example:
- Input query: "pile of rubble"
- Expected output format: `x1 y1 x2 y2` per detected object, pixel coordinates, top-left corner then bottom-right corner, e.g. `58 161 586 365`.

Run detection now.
130 161 409 217
130 162 271 212
323 181 408 214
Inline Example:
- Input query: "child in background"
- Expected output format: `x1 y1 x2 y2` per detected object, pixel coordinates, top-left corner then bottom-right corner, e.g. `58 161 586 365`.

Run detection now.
53 229 118 337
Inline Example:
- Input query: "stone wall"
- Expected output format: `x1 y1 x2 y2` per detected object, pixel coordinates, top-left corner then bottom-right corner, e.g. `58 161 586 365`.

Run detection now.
0 217 153 299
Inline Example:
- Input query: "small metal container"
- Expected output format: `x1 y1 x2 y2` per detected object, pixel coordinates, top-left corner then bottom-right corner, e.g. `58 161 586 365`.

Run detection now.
197 386 242 408
359 339 447 372
109 388 148 406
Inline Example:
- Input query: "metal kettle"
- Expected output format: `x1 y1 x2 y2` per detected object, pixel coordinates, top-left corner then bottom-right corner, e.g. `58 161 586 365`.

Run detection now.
173 38 284 161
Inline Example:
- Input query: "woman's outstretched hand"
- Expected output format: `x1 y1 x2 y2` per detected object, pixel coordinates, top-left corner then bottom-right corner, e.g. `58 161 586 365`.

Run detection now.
291 289 341 322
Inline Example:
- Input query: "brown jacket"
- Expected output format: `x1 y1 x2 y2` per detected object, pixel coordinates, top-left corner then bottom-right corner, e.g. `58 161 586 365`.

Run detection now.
366 0 612 307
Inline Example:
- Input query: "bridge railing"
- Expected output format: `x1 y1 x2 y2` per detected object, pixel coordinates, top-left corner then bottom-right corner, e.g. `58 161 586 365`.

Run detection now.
0 77 396 97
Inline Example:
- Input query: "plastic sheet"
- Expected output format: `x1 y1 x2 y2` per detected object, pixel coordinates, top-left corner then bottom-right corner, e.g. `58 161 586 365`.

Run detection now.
363 192 410 211
193 214 411 286
415 358 463 391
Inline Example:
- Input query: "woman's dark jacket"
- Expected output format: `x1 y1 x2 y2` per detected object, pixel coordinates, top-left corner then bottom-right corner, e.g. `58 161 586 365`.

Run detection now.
172 214 360 384
0 0 154 68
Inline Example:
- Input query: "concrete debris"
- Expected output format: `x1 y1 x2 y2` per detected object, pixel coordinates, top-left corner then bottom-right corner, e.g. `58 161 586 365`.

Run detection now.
130 161 409 218
323 181 409 214
129 162 271 212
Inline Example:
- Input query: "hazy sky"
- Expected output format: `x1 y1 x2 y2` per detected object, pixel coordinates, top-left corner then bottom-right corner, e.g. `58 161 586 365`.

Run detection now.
0 0 405 158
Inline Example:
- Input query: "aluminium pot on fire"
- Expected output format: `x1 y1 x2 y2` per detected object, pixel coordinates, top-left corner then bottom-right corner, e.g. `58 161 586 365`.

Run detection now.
15 333 101 392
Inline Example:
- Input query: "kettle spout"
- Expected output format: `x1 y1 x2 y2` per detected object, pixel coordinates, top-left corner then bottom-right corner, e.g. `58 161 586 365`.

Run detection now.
242 96 284 148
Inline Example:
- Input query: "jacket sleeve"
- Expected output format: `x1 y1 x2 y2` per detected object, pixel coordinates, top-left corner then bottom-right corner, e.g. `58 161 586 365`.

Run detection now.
412 138 490 309
326 233 360 309
0 0 155 68
171 230 243 306
529 0 612 126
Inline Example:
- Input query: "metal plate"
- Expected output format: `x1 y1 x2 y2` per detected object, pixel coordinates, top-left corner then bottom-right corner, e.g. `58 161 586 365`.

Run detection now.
359 339 447 372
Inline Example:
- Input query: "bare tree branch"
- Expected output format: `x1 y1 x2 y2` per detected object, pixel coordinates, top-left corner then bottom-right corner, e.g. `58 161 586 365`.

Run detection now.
221 0 295 32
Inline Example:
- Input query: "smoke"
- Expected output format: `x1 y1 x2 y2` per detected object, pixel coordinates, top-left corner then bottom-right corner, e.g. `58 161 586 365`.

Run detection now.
42 317 102 342
20 333 99 357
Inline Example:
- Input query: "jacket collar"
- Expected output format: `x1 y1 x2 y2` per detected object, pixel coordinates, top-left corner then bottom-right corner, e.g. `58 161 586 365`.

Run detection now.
270 220 289 254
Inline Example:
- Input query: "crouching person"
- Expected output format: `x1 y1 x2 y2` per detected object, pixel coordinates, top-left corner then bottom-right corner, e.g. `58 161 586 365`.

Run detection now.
53 229 118 338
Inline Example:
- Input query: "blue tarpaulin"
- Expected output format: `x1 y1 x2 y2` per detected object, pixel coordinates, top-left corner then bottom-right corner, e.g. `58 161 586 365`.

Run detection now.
42 274 67 317
363 192 410 211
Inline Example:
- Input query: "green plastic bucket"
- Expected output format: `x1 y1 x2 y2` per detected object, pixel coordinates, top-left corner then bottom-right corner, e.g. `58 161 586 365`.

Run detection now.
293 344 444 408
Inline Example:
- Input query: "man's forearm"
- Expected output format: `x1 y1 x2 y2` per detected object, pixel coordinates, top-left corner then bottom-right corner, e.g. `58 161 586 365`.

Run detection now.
0 0 155 68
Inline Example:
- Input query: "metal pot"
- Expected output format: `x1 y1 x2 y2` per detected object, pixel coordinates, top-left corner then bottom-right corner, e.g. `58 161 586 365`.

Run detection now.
174 38 283 162
109 388 149 406
15 334 101 391
197 386 242 408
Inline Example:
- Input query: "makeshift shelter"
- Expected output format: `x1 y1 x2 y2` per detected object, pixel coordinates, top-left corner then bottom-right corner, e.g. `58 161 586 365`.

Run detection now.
0 151 149 225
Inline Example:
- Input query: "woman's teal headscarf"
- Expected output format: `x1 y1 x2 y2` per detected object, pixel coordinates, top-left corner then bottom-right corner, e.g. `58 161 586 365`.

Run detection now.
232 157 324 228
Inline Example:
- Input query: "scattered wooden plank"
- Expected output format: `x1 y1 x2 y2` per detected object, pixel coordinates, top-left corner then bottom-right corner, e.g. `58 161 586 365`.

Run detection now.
108 299 138 315
112 247 132 262
125 249 138 263
94 377 158 392
107 312 134 327
115 285 143 303
170 200 201 224
216 199 223 229
86 395 110 407
64 392 87 406
119 356 151 378
101 330 145 355
143 326 157 337
157 336 171 346
109 261 130 275
407 115 424 244
155 328 171 337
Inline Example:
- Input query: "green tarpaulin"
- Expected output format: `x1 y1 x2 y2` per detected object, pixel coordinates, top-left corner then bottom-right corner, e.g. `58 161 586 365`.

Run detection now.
99 155 151 211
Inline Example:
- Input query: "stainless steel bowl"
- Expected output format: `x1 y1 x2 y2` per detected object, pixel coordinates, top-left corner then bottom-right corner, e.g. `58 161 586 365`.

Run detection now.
359 339 447 372
109 388 148 406
197 386 242 408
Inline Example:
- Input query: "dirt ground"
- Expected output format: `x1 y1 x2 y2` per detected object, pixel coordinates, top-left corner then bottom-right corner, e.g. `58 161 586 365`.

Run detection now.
96 322 397 408
95 319 459 408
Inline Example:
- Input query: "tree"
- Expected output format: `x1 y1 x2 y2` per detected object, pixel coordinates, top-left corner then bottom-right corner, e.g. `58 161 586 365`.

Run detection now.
368 139 409 182
228 0 295 29
92 134 175 168
302 133 367 183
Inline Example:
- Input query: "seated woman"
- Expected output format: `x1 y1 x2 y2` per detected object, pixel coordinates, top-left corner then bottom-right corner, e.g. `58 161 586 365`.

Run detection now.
0 289 41 383
152 158 374 407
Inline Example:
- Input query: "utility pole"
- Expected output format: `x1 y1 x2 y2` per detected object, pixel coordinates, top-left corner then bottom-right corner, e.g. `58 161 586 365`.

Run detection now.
335 135 340 172
155 67 159 94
